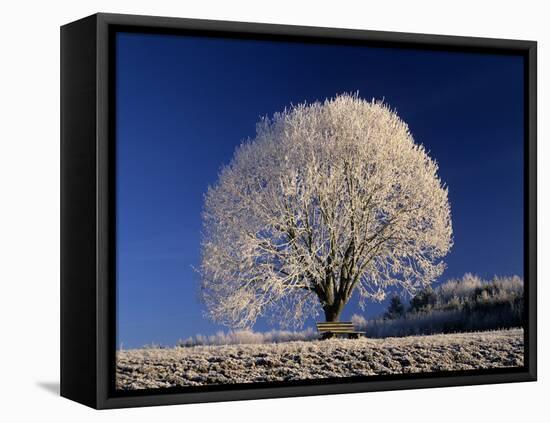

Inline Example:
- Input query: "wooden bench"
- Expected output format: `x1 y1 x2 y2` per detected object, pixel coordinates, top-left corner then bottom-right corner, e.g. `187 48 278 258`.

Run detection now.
316 322 364 339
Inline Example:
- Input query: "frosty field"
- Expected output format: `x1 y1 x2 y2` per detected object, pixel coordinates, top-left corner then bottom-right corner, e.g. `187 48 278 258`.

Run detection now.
116 328 523 390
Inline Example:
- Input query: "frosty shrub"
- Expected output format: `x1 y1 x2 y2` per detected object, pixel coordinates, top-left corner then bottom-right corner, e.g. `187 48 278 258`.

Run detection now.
140 343 169 350
351 314 367 329
353 274 523 337
384 296 406 319
176 328 319 348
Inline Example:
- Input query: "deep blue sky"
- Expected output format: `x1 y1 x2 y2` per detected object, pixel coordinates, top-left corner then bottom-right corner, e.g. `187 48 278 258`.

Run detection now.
116 32 524 348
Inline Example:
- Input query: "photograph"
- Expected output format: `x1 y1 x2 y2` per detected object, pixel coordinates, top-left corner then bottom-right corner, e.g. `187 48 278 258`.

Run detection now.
1 0 546 419
113 29 527 391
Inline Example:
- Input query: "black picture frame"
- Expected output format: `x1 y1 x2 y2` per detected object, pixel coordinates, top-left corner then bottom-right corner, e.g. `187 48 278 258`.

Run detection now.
60 12 537 409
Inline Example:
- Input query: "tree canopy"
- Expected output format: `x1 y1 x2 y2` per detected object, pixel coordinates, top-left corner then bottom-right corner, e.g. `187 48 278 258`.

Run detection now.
199 94 453 328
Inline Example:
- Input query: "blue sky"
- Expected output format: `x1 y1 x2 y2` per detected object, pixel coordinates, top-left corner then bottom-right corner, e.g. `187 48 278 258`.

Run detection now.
116 32 524 348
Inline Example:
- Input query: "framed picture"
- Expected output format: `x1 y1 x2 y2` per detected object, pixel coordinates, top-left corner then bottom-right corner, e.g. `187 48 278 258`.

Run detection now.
60 13 537 409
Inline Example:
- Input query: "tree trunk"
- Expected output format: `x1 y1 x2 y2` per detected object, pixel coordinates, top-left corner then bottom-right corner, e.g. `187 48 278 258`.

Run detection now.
323 305 343 322
321 301 345 339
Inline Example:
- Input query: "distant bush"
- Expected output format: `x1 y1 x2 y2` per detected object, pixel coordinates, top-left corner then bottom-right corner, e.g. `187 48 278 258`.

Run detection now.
408 287 437 313
351 313 367 329
176 328 318 348
384 296 406 319
353 274 523 338
140 343 170 349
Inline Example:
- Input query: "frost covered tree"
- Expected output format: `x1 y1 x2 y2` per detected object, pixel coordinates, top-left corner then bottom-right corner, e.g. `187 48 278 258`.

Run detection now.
199 94 452 328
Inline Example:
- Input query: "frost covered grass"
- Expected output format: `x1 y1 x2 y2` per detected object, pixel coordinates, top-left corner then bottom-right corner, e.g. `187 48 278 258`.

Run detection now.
116 328 523 390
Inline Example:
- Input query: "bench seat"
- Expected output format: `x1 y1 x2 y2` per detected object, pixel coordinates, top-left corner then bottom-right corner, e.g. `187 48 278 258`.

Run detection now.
316 322 364 339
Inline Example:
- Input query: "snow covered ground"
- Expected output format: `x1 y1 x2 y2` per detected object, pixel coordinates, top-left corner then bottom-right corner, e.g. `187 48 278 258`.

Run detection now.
116 328 523 390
